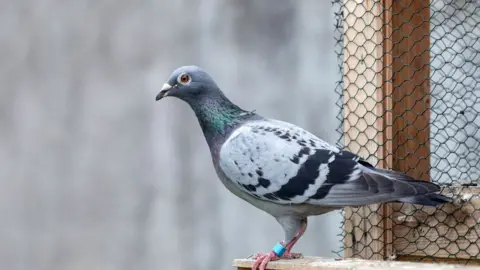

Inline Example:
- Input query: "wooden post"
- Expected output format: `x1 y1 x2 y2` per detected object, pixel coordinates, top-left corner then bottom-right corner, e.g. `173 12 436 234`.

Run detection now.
342 0 430 260
390 0 431 181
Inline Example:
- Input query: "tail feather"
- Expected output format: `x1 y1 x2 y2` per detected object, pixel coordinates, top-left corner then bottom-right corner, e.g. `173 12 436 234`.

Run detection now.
308 163 453 207
360 166 452 206
397 193 453 206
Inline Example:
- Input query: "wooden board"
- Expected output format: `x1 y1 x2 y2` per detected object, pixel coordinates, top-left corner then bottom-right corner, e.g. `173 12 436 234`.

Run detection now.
341 0 430 261
233 256 480 270
392 187 480 260
397 256 480 266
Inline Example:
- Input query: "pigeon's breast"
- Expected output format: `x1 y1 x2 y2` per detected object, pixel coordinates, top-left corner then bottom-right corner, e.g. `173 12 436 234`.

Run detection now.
214 158 337 217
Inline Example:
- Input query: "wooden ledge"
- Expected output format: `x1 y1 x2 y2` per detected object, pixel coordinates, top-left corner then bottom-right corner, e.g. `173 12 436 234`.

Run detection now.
233 256 480 270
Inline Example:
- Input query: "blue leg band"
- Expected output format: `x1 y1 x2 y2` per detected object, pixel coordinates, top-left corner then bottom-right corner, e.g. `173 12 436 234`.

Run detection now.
272 242 287 257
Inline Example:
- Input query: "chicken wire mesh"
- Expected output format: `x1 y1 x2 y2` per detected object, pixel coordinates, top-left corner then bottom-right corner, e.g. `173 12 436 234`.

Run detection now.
331 0 480 264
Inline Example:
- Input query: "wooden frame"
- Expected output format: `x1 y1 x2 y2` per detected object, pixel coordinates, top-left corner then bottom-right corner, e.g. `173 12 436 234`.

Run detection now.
342 0 480 264
342 0 432 261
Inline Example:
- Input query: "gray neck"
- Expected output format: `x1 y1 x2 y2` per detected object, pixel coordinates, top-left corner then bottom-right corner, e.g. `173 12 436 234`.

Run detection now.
183 93 259 149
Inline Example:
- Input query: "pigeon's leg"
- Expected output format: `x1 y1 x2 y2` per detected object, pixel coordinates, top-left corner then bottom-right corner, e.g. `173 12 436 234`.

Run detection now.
251 217 307 270
278 216 308 259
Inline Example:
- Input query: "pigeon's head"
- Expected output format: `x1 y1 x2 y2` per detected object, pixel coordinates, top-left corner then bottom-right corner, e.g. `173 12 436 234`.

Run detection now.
155 65 220 102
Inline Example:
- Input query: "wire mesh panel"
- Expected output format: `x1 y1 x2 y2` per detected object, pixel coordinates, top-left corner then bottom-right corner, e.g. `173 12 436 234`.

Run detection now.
332 0 480 264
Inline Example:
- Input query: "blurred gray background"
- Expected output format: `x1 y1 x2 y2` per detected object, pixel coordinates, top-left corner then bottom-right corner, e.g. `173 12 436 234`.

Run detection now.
0 1 343 270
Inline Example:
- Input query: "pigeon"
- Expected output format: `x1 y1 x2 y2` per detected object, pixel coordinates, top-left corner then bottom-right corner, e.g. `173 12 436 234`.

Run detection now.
155 65 453 270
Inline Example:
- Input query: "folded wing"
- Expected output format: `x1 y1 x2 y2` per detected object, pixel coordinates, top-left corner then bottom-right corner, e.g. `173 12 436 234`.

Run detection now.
219 119 450 207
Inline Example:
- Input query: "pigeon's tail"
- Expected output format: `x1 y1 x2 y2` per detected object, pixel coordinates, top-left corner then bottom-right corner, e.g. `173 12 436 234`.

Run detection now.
364 167 453 206
397 193 453 206
305 161 453 207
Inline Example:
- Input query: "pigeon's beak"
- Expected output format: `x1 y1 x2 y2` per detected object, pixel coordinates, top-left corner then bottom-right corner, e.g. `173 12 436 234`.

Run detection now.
156 83 173 101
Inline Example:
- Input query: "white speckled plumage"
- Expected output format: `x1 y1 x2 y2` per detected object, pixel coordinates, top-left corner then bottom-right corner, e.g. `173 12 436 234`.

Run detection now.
219 119 340 204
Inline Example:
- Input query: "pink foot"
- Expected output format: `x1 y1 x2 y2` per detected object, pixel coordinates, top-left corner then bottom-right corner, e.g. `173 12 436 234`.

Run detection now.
250 218 307 269
251 251 278 270
250 251 303 270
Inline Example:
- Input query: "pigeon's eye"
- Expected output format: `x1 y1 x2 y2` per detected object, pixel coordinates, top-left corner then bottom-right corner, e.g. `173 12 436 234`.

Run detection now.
178 73 191 84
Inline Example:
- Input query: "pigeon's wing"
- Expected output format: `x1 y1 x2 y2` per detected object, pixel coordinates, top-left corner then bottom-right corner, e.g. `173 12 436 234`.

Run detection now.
218 119 441 206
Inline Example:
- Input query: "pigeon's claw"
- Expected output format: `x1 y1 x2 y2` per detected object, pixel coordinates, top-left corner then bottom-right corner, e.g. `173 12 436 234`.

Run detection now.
250 250 302 270
251 251 278 270
281 251 303 259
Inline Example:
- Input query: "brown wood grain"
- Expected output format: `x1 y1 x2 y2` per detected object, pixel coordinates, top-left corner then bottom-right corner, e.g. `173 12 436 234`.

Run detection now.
390 0 431 182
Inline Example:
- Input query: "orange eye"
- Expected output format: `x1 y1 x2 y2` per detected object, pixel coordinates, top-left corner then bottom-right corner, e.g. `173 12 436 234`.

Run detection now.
179 73 190 84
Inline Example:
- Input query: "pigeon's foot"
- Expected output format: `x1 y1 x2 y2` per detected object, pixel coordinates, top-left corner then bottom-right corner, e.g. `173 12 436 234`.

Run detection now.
250 250 303 270
250 218 307 270
279 240 304 259
251 251 302 260
251 251 278 270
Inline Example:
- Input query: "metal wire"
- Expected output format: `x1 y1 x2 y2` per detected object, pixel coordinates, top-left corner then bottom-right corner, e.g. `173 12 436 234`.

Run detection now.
331 0 480 264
